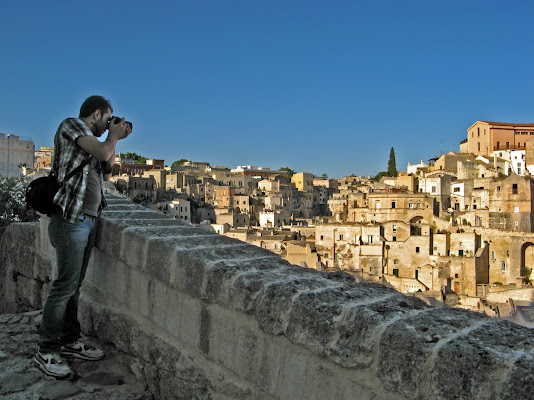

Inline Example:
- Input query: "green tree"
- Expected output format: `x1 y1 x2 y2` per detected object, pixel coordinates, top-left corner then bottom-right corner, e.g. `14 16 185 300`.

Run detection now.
0 177 39 231
119 152 147 163
279 167 295 180
321 173 328 179
172 159 189 167
387 147 397 177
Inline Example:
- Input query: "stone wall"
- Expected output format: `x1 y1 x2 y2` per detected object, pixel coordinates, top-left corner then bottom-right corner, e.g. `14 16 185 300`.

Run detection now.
1 194 534 399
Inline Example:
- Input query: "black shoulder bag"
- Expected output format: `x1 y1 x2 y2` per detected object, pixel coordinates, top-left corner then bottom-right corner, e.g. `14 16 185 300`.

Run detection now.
25 159 90 215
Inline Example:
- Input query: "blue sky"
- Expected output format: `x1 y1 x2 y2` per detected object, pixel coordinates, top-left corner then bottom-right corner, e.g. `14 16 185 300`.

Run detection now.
1 0 533 178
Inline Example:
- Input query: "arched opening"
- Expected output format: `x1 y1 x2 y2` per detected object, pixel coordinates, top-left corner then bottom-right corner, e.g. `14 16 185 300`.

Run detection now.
410 216 424 236
520 242 534 283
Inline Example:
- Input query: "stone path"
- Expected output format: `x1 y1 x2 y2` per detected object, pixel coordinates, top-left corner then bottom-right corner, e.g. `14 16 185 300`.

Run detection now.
0 310 154 400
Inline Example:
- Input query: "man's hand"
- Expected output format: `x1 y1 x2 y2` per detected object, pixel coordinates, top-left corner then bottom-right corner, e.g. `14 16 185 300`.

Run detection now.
108 118 132 141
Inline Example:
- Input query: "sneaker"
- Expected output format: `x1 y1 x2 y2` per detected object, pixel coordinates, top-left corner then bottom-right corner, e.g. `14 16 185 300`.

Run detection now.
34 351 73 378
60 340 105 361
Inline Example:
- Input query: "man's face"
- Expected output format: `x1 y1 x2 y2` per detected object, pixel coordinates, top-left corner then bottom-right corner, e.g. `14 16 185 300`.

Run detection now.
94 108 112 137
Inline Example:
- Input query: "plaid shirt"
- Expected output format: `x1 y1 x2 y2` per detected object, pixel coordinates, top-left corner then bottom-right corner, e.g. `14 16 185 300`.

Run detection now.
52 118 107 223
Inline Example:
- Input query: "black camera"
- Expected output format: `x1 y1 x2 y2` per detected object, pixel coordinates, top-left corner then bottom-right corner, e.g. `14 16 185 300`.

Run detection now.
109 116 133 131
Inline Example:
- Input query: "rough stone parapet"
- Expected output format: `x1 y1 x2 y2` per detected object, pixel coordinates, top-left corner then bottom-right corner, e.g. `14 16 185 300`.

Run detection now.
1 194 533 399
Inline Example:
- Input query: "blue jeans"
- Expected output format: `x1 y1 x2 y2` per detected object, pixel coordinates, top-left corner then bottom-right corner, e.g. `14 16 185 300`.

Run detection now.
38 213 98 353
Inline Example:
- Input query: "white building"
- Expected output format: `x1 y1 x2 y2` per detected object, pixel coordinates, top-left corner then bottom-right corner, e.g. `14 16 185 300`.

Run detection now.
259 210 290 228
490 149 526 175
407 160 430 175
167 199 191 221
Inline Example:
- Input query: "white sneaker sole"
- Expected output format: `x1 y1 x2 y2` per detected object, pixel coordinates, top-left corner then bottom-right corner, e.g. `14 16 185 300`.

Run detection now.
33 355 72 378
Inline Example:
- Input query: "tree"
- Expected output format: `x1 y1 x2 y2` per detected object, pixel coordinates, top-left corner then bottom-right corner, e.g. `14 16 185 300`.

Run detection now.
0 177 39 231
118 152 147 163
279 167 295 180
172 159 189 167
321 173 328 179
387 147 397 177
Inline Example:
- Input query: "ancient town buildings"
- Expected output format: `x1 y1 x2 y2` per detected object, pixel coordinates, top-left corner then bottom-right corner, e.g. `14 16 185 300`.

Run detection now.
18 120 534 322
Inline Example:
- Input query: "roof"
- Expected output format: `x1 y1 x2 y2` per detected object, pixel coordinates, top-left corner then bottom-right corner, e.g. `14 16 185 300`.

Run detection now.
468 121 534 130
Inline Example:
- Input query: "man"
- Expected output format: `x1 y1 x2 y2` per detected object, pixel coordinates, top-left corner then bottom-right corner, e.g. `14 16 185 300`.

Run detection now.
34 95 131 378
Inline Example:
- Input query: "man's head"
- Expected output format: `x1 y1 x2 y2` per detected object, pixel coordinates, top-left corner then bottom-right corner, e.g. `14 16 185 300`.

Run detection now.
79 95 113 137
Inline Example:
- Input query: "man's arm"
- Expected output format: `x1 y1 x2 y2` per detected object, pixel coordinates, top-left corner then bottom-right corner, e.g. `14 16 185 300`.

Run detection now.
76 119 131 161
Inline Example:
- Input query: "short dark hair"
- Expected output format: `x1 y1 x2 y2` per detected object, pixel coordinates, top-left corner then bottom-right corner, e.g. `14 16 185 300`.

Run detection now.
79 95 113 118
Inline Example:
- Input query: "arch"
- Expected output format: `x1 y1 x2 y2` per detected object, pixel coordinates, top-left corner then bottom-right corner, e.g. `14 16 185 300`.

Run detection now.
410 216 424 236
520 241 534 282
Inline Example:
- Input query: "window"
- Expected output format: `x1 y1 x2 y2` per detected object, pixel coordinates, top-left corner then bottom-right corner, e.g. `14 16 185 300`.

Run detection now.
368 235 373 244
339 234 343 240
431 186 437 193
409 203 414 209
393 269 399 277
512 184 518 194
392 236 397 241
453 187 460 192
320 235 324 240
501 261 506 271
376 201 381 209
394 259 399 264
391 201 396 209
514 206 519 213
491 251 495 260
497 186 501 192
392 225 397 233
416 247 420 253
459 250 464 256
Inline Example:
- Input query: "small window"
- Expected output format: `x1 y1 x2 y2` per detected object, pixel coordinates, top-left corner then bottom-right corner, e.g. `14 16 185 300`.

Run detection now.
416 247 420 253
393 269 399 277
320 235 324 240
392 236 397 242
392 225 397 233
455 274 459 278
459 250 464 256
394 259 399 265
514 206 519 213
391 201 396 209
512 184 518 194
501 261 506 271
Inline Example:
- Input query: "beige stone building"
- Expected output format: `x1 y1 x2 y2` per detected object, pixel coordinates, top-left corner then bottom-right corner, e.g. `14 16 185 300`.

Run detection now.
465 121 534 157
488 174 534 232
291 172 314 193
0 134 35 177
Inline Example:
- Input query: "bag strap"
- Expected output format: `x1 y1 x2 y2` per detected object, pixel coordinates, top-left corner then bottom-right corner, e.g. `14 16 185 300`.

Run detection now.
63 158 91 183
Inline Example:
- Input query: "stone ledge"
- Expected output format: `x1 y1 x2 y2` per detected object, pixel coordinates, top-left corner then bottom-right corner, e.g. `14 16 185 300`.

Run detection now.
2 195 534 399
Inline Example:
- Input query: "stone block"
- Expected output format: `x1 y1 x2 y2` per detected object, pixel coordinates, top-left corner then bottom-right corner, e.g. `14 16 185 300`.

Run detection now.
276 350 310 399
95 218 124 257
430 319 534 400
499 353 534 400
377 307 500 399
150 278 168 329
119 228 149 271
164 290 202 349
201 257 291 306
128 267 151 318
